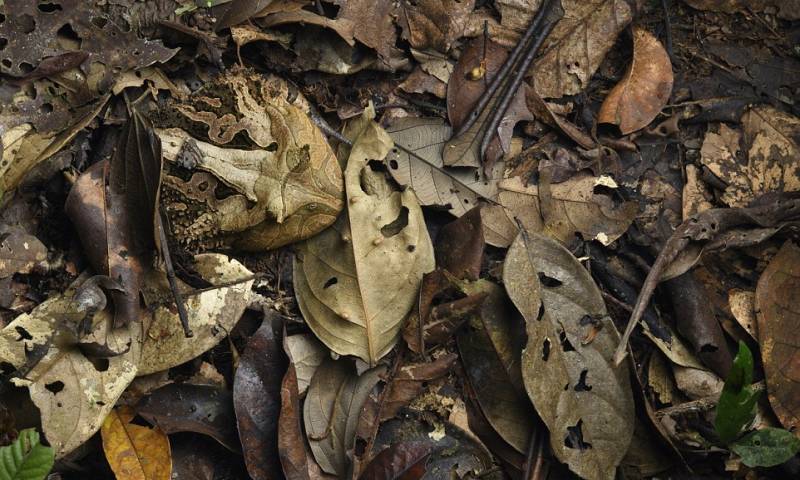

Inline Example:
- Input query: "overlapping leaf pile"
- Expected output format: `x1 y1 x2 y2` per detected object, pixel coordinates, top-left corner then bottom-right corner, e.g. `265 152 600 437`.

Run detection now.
1 1 800 479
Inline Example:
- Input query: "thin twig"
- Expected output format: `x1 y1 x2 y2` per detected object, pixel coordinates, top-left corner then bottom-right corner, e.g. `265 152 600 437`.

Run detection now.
452 0 554 138
156 212 193 337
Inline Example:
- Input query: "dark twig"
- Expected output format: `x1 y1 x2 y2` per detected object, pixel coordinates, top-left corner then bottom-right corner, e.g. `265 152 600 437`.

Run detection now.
479 10 559 160
452 0 554 138
156 212 193 337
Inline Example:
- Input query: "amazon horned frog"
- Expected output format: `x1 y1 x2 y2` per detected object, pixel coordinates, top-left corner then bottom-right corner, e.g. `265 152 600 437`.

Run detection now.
153 69 344 252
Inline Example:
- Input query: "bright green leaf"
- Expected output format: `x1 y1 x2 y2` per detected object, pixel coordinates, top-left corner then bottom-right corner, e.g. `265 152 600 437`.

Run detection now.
732 428 800 467
715 341 761 444
0 428 55 480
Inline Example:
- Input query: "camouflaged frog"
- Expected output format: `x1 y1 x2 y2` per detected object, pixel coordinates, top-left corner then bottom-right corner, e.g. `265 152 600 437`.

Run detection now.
152 69 344 252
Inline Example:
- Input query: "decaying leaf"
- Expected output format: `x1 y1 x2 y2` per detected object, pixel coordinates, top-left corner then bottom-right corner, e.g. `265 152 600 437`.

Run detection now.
504 230 634 480
398 0 475 53
435 206 484 281
137 383 241 452
303 358 385 476
385 117 501 217
0 226 47 278
755 241 800 433
701 106 800 207
481 174 637 248
358 441 439 480
101 406 171 480
294 121 434 365
597 27 673 135
379 353 458 422
233 318 286 479
530 0 634 99
457 280 533 454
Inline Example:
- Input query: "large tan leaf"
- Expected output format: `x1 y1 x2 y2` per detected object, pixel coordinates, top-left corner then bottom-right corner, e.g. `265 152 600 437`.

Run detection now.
504 230 634 480
481 174 637 248
597 27 673 135
384 117 501 217
755 241 800 434
101 406 171 480
303 358 384 476
294 121 435 365
701 106 800 207
529 0 634 99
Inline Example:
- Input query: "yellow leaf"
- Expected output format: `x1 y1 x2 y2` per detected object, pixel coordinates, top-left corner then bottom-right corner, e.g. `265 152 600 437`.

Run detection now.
101 406 171 480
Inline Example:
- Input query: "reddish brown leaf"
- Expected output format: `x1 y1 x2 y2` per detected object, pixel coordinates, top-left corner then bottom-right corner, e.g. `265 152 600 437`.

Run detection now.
379 354 458 422
234 317 287 479
434 206 484 281
597 27 673 135
756 241 800 433
358 441 437 480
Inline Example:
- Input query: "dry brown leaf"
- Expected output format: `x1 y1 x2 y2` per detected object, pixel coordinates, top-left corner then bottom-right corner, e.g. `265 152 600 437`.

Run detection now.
504 230 634 480
101 406 171 480
701 106 800 207
597 27 673 135
294 120 434 365
399 0 476 52
728 289 758 340
0 225 47 278
682 164 714 219
529 0 634 99
756 241 800 434
684 0 800 20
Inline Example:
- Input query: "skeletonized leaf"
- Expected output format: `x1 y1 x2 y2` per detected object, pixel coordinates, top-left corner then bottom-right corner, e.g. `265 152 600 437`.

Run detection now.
384 117 501 217
504 230 634 480
755 241 800 433
101 406 171 480
0 428 54 480
294 121 434 365
597 27 673 134
303 358 385 476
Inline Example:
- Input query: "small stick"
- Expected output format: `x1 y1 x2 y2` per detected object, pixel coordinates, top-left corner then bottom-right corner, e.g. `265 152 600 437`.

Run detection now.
452 0 554 138
156 212 193 337
479 12 559 160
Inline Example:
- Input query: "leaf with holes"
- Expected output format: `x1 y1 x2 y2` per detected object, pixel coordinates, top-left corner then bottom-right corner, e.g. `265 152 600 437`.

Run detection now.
503 230 634 480
294 120 435 365
384 117 501 217
303 357 385 476
731 427 800 467
0 428 54 480
101 406 171 480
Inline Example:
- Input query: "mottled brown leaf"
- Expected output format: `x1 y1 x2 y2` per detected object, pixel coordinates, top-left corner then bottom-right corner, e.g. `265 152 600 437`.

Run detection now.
380 354 458 422
434 207 484 281
358 441 438 480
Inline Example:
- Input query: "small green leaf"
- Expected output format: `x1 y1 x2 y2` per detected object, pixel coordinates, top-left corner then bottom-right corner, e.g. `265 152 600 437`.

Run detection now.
732 428 800 467
715 341 761 444
0 428 55 480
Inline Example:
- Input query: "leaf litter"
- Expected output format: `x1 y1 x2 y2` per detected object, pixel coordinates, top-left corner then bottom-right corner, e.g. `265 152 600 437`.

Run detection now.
1 1 799 479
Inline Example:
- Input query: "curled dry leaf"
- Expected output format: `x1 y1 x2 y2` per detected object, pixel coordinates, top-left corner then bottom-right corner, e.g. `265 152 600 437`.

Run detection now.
700 106 800 208
101 406 171 480
233 318 286 479
457 280 533 453
755 241 800 433
597 27 673 135
0 226 47 278
294 121 434 365
385 117 501 217
303 358 385 476
504 230 634 480
137 383 241 452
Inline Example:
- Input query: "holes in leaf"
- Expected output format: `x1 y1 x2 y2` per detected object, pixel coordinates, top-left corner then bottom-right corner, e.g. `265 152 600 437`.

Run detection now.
39 102 53 113
265 142 278 152
536 303 545 321
574 370 592 392
538 272 562 288
407 245 416 252
15 326 32 341
19 62 34 74
380 206 409 238
45 381 65 394
1 59 10 68
700 344 718 353
0 38 6 51
0 362 14 375
324 277 338 289
90 16 107 28
18 14 36 34
542 338 551 361
389 159 399 169
37 2 63 13
559 330 575 352
89 358 110 372
564 420 592 451
56 23 82 50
